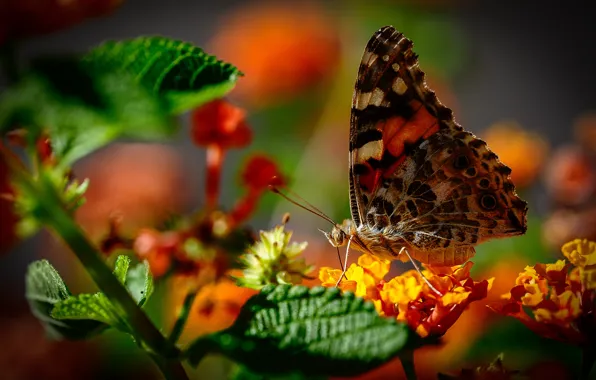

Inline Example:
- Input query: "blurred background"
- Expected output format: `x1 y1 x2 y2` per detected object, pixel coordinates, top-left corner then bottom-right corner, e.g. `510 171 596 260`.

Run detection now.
1 0 595 379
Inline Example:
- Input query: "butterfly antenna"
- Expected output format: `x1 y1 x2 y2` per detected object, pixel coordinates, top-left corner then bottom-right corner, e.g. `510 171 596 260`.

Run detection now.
269 185 336 227
399 247 444 297
281 185 330 221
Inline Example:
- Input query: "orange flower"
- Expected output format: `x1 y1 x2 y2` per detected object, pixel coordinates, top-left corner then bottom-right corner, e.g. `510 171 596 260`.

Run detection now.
483 121 548 188
74 143 189 240
168 275 256 340
208 2 340 107
489 239 596 347
319 254 493 338
191 99 252 209
544 146 596 207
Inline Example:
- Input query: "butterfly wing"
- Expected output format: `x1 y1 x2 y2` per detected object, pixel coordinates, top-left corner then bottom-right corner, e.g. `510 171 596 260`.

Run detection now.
349 26 527 263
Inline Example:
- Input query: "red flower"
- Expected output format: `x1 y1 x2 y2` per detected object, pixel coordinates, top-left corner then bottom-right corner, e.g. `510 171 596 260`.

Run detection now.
229 155 285 226
191 99 252 149
191 99 252 209
241 154 285 192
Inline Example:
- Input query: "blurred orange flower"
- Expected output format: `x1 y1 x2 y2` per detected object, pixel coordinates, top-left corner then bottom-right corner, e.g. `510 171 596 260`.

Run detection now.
0 0 122 45
490 239 596 348
208 2 340 107
168 274 256 340
483 121 548 188
320 254 493 338
544 146 596 207
74 143 189 240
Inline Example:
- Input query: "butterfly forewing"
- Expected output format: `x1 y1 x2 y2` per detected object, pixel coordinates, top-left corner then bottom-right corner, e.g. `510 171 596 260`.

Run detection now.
348 26 527 265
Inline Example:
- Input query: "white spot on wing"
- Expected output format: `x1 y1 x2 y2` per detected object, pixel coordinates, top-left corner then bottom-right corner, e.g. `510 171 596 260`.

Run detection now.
355 92 372 110
370 88 386 107
357 139 384 162
392 77 408 95
392 63 400 72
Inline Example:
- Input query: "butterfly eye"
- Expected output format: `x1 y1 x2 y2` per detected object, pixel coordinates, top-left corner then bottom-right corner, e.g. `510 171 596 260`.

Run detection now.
454 155 469 169
480 193 497 210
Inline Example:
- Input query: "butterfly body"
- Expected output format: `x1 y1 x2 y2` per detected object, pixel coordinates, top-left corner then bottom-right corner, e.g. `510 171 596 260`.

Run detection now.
324 26 527 267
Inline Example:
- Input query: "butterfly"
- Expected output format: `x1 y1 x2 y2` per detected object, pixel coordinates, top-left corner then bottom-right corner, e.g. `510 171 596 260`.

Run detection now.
323 26 527 273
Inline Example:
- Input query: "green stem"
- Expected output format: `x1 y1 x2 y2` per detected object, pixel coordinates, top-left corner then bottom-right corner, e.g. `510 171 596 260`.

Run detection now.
168 290 199 345
13 168 189 379
399 350 417 380
580 346 596 380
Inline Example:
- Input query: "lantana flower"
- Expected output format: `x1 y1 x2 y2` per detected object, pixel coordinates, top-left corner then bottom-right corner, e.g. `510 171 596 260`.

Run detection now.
489 239 596 349
483 121 548 188
320 254 493 338
191 99 252 209
96 99 285 280
237 220 313 289
208 2 340 107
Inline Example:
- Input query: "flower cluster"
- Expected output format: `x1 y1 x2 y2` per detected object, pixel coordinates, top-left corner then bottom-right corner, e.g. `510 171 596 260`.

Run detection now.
490 239 595 347
237 219 313 289
97 99 285 283
320 254 493 338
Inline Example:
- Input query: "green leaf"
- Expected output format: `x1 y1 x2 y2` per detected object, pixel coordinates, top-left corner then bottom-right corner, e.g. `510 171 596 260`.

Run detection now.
125 261 154 307
83 36 242 113
185 285 414 377
25 260 108 340
50 255 152 335
0 60 173 165
51 293 125 328
112 255 131 284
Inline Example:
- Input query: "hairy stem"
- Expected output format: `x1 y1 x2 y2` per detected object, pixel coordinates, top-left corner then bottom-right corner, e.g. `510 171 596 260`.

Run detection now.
8 163 189 380
399 350 417 380
168 289 199 345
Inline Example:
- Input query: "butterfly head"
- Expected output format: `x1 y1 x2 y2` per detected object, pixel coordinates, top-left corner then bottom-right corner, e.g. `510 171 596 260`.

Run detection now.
320 219 355 248
322 225 348 248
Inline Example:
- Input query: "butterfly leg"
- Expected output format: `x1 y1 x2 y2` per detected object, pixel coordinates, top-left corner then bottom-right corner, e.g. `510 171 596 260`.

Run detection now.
397 247 444 297
335 234 354 287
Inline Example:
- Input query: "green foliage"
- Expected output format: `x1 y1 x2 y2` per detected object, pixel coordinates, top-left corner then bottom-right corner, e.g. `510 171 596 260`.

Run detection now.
13 166 89 238
83 36 242 114
125 260 154 307
0 36 241 166
0 60 172 166
186 285 414 377
26 256 154 341
51 255 154 335
25 260 108 340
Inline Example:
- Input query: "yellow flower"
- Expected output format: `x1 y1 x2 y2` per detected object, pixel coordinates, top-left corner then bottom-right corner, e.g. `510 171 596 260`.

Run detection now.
490 239 595 346
319 253 492 338
562 239 596 290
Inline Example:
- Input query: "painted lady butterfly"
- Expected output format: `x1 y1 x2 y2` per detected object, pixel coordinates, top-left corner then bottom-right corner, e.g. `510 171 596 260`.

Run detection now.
323 26 528 272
